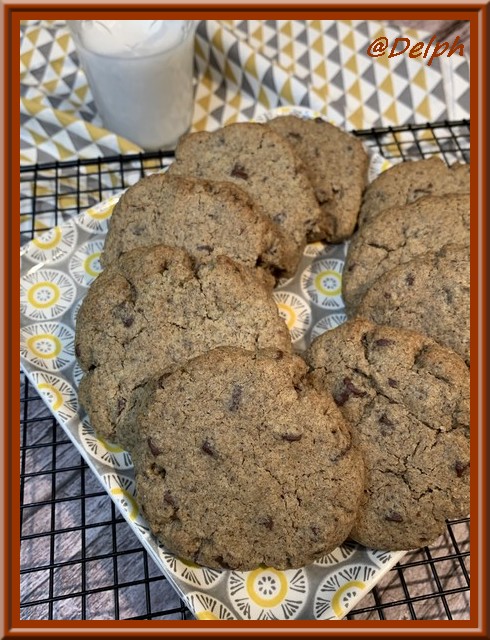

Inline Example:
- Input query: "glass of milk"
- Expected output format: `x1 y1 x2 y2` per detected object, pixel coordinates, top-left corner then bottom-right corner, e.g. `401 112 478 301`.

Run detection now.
67 20 198 150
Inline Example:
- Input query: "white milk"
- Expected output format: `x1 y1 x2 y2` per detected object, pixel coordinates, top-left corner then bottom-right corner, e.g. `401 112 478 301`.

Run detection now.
67 20 197 150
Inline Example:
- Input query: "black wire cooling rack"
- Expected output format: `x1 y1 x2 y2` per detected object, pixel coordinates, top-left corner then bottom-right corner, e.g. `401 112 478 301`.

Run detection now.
20 120 471 621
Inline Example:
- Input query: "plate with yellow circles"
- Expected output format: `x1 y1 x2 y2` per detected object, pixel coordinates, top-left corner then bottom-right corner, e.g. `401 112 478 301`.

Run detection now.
20 106 405 620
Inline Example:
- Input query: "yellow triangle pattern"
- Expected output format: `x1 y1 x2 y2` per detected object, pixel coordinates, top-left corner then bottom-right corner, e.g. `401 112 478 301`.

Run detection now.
413 67 427 91
19 19 466 165
283 41 294 60
417 96 432 121
379 74 394 96
50 56 65 76
280 78 295 104
309 20 322 32
383 102 398 124
211 28 224 53
21 50 34 69
252 24 263 43
342 31 355 51
54 141 74 160
224 60 237 85
345 54 358 75
349 79 362 102
245 53 258 79
311 36 324 55
258 86 270 109
280 22 293 38
27 27 40 46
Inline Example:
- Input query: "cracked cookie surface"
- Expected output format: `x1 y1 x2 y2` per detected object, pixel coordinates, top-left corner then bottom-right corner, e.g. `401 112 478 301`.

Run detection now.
306 318 470 550
359 157 470 226
101 172 291 280
266 115 368 242
124 347 365 571
343 194 470 313
168 122 322 272
356 244 470 364
75 245 292 442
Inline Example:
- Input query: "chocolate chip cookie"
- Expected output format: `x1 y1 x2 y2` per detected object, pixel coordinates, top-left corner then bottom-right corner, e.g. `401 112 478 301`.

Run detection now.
101 172 292 279
306 318 470 550
75 245 292 442
168 122 322 272
343 194 470 313
359 157 470 226
266 115 368 242
356 244 470 364
123 346 365 570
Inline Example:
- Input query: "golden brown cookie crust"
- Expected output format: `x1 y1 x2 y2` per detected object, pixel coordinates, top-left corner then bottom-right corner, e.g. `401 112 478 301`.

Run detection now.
343 194 470 313
306 318 470 550
75 245 292 442
124 347 365 570
266 115 368 242
359 157 470 226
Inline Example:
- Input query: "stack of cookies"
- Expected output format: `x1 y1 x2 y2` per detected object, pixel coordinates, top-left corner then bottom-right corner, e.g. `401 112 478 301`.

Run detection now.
75 116 470 571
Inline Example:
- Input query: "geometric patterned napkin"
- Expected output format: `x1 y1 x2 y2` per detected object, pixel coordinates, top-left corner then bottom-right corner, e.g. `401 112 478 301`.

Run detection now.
21 19 470 165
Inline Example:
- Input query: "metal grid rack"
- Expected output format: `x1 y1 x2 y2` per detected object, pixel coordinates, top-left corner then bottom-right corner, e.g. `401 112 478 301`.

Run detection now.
20 120 470 621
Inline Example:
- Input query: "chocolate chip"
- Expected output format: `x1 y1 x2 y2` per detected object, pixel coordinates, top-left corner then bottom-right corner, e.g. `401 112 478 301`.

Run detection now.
379 413 394 435
163 491 177 508
273 212 286 225
388 378 399 388
201 439 217 457
288 132 302 140
281 433 302 442
113 301 134 327
455 460 469 477
333 389 350 407
148 437 162 456
158 372 172 389
231 163 248 180
116 397 126 416
385 511 403 522
75 344 81 358
406 273 415 286
334 376 366 406
196 244 214 254
375 338 394 347
228 384 243 412
343 377 367 397
310 525 320 538
258 516 274 530
214 555 232 569
383 291 392 299
131 225 146 236
271 350 284 360
443 287 454 304
150 463 166 478
314 117 324 123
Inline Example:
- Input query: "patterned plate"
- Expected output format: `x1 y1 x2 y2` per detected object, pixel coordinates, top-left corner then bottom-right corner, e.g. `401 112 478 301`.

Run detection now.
19 106 405 620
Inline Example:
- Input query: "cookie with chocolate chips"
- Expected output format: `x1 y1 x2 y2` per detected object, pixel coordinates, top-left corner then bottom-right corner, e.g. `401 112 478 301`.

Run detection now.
168 122 322 273
343 194 470 313
266 115 368 242
123 347 365 571
306 318 470 550
75 245 292 443
356 244 470 364
359 157 470 226
102 172 293 279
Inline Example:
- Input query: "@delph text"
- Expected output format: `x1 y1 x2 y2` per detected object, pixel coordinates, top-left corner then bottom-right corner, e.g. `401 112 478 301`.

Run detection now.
367 35 464 66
